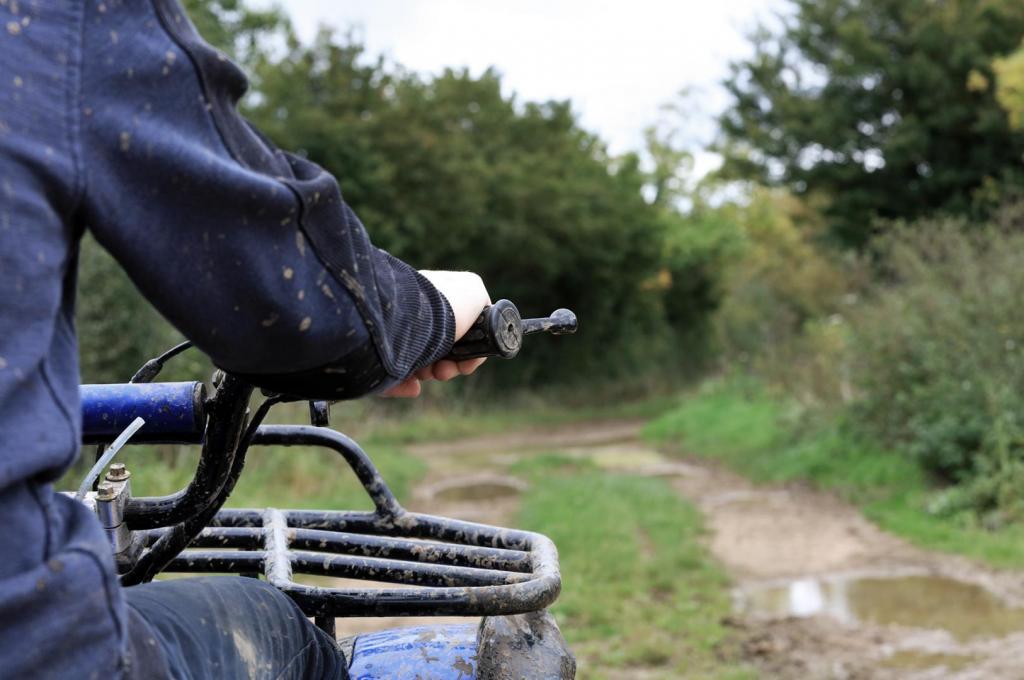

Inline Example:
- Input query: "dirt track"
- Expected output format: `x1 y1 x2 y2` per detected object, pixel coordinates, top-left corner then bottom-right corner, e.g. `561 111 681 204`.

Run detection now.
671 457 1024 679
336 420 1024 678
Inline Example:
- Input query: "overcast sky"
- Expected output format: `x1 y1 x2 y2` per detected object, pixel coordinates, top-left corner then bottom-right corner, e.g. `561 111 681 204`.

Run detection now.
278 1 783 165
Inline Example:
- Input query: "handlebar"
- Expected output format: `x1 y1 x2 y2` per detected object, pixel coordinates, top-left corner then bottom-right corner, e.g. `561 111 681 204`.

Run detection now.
81 301 578 443
446 300 578 361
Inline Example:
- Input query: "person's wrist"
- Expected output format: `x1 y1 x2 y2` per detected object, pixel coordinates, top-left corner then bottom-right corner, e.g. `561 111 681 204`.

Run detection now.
418 270 490 340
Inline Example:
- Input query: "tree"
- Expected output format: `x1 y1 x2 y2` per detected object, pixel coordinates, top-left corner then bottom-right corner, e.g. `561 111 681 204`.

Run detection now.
994 41 1024 130
640 102 738 368
719 0 1024 248
180 0 290 63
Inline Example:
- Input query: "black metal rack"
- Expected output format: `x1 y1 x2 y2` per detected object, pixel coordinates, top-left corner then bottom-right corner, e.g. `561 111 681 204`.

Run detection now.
144 426 561 624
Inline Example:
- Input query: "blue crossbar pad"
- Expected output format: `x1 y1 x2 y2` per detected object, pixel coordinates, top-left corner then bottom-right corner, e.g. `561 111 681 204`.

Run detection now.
80 382 207 444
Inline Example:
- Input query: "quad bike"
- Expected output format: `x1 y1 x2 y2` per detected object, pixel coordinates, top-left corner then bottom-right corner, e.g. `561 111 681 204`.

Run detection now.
72 301 578 679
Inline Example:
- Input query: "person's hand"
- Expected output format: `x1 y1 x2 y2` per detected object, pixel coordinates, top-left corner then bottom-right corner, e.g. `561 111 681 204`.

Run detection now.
383 271 491 398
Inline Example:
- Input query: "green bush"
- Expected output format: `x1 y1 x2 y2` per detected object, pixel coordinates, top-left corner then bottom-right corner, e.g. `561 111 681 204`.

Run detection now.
705 197 1024 521
848 213 1024 519
995 40 1024 131
712 190 857 407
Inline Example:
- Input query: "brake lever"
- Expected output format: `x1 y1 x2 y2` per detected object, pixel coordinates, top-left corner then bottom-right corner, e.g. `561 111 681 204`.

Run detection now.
445 300 578 361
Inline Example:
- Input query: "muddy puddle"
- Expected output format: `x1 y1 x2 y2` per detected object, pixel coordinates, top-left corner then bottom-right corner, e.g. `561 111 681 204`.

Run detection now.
738 573 1024 641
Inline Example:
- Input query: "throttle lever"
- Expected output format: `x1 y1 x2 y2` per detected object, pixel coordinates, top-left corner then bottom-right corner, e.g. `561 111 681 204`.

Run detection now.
445 300 578 361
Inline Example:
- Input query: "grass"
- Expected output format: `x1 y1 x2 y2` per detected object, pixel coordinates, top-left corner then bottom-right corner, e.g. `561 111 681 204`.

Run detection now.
113 440 425 511
513 454 754 679
645 379 1024 569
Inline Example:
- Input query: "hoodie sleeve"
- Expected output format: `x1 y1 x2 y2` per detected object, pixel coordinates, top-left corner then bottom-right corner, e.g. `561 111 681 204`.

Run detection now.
76 0 454 398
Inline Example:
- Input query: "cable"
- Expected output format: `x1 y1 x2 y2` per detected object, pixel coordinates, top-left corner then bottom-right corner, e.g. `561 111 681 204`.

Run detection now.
76 417 145 500
129 340 194 384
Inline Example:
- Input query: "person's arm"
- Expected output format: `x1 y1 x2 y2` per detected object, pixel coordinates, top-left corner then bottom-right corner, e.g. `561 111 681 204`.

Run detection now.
76 1 468 398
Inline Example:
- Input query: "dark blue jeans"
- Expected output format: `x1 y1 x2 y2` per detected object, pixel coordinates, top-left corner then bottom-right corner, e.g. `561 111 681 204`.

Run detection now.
125 577 346 679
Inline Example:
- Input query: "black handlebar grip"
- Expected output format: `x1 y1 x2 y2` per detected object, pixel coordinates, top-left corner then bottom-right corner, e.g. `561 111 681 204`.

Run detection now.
446 299 524 360
445 300 579 361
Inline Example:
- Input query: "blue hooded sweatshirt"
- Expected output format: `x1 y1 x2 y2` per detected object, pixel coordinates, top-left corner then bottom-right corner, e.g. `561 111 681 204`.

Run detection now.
0 1 454 676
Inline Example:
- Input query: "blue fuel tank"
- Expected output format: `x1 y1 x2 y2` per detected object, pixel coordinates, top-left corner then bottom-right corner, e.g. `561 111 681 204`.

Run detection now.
346 624 478 680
